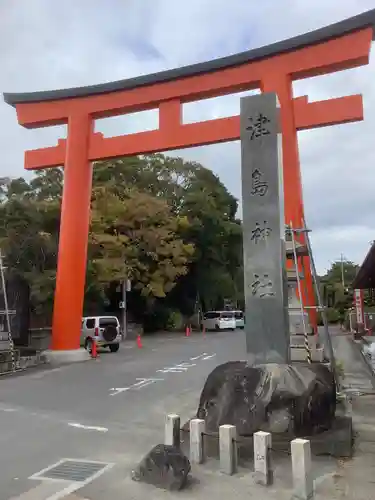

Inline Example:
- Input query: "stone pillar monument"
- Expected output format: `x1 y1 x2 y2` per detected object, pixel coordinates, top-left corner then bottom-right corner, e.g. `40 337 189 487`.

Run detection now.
240 92 290 365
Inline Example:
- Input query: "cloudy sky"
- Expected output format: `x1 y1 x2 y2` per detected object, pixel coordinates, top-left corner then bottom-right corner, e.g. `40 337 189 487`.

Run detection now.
1 0 375 275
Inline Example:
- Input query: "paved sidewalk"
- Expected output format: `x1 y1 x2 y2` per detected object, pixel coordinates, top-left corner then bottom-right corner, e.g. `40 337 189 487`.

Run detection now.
62 332 375 500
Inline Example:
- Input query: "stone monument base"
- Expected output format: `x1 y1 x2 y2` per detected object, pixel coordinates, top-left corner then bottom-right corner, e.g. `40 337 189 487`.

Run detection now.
44 348 91 366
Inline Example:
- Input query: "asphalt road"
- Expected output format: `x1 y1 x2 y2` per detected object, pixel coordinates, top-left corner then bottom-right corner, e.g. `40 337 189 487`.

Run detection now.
0 329 246 499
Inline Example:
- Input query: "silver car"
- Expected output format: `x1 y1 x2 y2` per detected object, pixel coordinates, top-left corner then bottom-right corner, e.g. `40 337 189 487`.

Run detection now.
81 316 122 353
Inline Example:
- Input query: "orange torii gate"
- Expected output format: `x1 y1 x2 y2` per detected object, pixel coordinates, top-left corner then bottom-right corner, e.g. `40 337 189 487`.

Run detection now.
3 10 375 354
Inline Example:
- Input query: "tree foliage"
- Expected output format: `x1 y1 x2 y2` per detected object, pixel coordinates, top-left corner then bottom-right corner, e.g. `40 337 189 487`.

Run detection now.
0 154 243 329
320 260 360 322
89 187 194 297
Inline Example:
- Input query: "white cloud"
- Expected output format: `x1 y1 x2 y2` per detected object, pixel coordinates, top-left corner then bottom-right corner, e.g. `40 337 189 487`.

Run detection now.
1 0 375 274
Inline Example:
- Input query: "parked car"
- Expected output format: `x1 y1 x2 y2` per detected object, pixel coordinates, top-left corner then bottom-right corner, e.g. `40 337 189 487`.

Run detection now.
234 310 245 329
202 311 236 331
81 316 122 353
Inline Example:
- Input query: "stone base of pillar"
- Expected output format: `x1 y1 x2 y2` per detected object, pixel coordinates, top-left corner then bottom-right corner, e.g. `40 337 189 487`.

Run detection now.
44 348 91 366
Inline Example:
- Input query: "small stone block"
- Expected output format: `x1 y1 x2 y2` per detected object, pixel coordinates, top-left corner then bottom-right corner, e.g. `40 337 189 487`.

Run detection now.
189 418 205 464
291 438 314 500
131 444 191 491
219 424 237 475
254 431 273 485
165 414 180 448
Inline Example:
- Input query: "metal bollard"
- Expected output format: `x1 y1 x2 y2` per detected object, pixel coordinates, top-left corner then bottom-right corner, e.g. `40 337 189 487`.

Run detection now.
254 431 273 485
164 414 180 448
291 438 313 500
219 424 237 475
189 418 205 464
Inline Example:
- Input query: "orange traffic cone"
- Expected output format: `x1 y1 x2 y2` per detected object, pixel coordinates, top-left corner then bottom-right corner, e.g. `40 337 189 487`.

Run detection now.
136 334 143 348
91 339 97 359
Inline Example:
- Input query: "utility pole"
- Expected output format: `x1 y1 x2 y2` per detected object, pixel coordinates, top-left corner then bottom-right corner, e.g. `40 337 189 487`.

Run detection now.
340 253 345 289
120 279 131 340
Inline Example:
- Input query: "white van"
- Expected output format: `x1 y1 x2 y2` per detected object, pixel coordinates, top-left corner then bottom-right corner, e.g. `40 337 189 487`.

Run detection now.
81 316 122 352
202 311 236 331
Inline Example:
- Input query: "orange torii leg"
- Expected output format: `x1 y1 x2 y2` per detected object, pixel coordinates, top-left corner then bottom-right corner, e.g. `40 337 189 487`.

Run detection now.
51 112 93 351
262 74 317 332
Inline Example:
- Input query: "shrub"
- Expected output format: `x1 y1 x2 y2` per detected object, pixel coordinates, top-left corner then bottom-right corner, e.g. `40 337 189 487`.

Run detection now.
166 310 184 331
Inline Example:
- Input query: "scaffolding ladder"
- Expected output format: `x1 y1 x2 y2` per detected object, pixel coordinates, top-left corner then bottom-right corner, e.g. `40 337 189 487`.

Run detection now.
286 222 336 378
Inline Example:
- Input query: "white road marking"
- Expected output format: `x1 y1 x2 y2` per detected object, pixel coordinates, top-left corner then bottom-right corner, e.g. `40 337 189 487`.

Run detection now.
190 353 208 360
0 403 117 436
177 362 197 369
133 380 157 390
68 422 108 432
157 368 184 373
109 387 131 395
109 352 216 394
157 362 196 374
47 484 81 500
109 377 163 396
202 354 216 360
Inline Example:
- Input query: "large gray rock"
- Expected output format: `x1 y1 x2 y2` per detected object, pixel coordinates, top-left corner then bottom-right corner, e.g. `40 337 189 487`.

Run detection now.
131 444 191 490
196 362 336 436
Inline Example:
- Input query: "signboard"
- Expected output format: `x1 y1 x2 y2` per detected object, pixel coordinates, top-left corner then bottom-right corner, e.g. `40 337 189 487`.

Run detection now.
119 301 125 309
354 289 364 325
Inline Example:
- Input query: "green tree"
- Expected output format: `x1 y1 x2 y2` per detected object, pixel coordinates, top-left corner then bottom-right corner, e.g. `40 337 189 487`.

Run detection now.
325 260 359 286
89 186 194 298
0 193 59 319
0 153 243 329
93 154 244 313
321 260 360 322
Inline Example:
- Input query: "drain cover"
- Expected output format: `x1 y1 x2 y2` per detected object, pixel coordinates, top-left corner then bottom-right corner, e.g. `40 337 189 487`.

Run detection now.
34 459 108 482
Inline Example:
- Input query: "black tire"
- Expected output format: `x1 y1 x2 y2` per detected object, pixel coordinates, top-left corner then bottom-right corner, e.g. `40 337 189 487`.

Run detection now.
109 343 120 353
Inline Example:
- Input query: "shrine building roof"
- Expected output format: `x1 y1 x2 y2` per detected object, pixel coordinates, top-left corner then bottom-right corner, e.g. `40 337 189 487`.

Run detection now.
352 241 375 290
